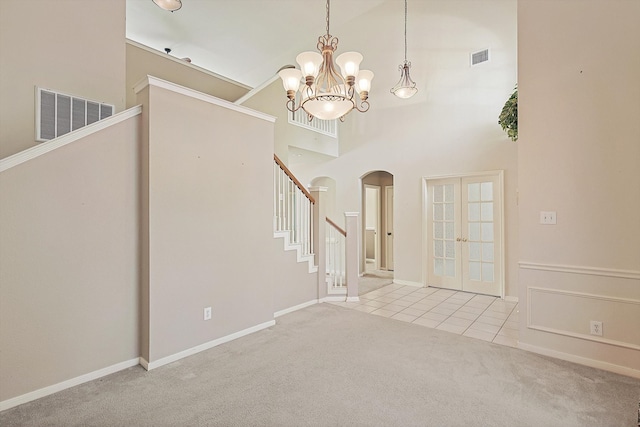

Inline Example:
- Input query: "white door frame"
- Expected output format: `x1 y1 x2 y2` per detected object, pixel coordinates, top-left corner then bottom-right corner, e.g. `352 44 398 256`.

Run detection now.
364 184 381 270
422 171 505 298
384 185 394 271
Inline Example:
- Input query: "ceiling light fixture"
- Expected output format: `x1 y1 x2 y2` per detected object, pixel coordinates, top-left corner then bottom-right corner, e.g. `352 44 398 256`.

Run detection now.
391 0 418 99
278 0 373 122
152 0 182 12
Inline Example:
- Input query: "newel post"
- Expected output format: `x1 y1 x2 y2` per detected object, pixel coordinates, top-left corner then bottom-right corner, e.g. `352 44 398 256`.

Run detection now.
310 187 328 301
345 212 360 302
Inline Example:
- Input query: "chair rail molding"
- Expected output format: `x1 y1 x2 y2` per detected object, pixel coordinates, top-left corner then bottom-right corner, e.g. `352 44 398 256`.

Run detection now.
519 261 640 280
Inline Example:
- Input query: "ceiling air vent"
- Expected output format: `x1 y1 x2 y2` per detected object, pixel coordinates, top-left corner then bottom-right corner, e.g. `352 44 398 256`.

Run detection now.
471 49 490 66
36 87 114 142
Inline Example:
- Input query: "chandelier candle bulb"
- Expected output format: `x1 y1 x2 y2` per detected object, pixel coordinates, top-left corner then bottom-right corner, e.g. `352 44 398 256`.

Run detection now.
278 68 303 94
356 70 374 94
336 52 363 79
296 52 323 79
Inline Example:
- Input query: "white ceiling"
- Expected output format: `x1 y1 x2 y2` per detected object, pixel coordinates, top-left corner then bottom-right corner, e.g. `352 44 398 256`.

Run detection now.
126 0 517 94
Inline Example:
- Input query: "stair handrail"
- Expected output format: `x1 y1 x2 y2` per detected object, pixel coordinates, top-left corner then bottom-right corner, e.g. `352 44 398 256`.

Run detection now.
273 154 315 204
326 217 346 236
326 217 347 291
273 154 314 257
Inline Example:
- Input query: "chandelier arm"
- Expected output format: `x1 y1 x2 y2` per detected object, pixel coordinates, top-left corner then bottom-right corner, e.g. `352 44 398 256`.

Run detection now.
285 98 303 114
353 100 370 113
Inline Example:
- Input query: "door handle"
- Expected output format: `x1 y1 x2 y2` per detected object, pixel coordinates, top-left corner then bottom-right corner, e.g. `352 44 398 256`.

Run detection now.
462 238 468 242
387 232 392 236
456 237 461 242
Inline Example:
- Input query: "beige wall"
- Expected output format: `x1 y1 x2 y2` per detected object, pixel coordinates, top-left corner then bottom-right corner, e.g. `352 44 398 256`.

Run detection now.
0 116 141 402
241 80 340 163
518 0 640 374
125 41 250 108
0 0 127 159
288 1 519 295
139 80 276 363
272 238 319 314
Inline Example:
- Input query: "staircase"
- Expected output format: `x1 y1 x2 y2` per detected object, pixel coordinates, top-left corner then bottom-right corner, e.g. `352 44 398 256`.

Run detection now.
273 155 317 273
272 154 359 300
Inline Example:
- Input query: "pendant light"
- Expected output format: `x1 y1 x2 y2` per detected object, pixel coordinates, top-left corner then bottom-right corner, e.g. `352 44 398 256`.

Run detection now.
391 0 418 99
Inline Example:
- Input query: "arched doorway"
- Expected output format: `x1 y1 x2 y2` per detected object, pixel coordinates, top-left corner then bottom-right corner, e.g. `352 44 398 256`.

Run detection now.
360 171 394 278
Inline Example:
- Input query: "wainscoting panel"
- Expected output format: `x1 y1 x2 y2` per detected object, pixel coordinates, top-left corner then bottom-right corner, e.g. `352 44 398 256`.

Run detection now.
528 286 640 350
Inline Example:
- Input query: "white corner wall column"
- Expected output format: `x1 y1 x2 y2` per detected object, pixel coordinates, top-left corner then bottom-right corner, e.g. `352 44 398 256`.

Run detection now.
345 212 360 302
311 187 328 301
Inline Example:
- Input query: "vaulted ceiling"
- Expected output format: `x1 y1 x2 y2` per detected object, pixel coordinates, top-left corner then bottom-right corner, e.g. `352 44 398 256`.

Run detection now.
126 0 517 101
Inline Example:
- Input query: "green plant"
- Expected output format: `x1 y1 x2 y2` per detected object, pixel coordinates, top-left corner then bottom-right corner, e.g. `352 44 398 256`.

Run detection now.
498 86 518 141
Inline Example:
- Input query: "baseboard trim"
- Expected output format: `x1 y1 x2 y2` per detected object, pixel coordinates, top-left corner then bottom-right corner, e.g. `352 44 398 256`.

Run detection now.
145 320 276 371
139 357 149 371
346 296 360 303
518 342 640 380
321 296 349 302
0 358 140 412
393 279 424 288
274 300 318 318
504 296 519 303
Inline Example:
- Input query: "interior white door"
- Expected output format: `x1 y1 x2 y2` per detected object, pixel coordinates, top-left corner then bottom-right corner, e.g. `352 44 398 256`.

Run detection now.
426 179 461 289
460 176 502 296
385 186 394 271
426 173 503 296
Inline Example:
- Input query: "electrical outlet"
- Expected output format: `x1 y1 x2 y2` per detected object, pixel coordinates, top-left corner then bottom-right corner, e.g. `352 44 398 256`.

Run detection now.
203 307 212 321
589 320 602 336
540 211 557 225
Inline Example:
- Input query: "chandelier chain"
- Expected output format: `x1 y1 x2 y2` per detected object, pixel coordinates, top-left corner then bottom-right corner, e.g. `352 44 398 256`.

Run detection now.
326 0 330 36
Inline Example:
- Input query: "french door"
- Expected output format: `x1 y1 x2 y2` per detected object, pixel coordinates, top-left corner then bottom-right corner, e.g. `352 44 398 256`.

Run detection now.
425 172 503 297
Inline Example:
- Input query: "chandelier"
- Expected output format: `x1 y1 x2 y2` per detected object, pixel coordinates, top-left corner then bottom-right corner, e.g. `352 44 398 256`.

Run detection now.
278 0 373 121
391 0 418 99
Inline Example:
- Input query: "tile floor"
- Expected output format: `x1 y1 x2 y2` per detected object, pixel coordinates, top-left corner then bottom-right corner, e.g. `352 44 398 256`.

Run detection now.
330 283 519 347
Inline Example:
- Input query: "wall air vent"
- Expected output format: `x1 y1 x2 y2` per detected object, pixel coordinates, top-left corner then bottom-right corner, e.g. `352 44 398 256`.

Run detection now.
36 87 114 142
471 49 490 66
288 110 337 138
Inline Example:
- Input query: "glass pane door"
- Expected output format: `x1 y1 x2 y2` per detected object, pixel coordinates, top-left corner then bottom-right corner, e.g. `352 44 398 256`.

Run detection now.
426 173 503 297
426 179 461 290
461 176 502 296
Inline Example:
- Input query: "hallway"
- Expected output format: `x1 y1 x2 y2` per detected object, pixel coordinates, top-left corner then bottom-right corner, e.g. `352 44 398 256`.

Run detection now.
332 283 519 347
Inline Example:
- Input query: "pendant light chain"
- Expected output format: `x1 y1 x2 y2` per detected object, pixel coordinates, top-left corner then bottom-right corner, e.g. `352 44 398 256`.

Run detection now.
404 0 408 62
